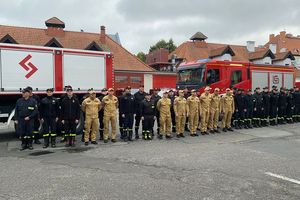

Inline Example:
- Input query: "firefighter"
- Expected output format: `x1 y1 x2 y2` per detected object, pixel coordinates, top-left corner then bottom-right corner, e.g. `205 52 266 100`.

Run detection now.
186 89 200 136
208 88 221 133
244 89 254 128
14 88 38 150
82 90 101 146
118 89 125 139
98 88 108 140
26 86 42 144
253 87 264 127
174 90 187 138
168 90 176 133
233 89 247 129
269 86 279 126
183 87 191 131
119 86 135 141
60 86 81 147
199 87 211 135
262 87 271 126
141 93 156 140
156 91 172 139
286 88 295 123
40 88 59 148
151 88 161 136
134 85 146 139
293 87 300 122
102 88 118 143
221 88 235 132
278 87 287 124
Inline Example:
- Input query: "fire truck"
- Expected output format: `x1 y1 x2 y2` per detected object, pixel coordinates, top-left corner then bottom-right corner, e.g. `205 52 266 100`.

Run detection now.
176 59 296 93
0 43 113 133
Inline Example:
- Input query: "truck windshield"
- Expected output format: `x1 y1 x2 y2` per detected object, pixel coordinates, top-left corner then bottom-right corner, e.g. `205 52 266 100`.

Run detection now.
177 65 205 84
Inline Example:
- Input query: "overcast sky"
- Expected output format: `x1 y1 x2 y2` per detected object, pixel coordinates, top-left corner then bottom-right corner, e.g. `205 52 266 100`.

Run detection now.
1 0 300 54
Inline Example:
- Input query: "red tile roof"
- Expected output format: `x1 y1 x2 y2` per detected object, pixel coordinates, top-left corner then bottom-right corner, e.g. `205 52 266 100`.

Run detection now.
0 21 154 72
170 41 249 62
273 51 295 61
209 45 235 58
248 49 275 61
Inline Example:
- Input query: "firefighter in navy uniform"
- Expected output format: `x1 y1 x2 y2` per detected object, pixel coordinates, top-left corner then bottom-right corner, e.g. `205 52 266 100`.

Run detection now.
286 88 295 123
134 85 146 139
40 88 59 148
244 89 254 128
293 87 300 122
118 89 125 140
14 88 38 150
26 86 42 144
60 86 81 147
262 87 271 126
168 90 176 133
278 87 287 124
269 86 279 126
253 87 264 127
233 89 247 129
119 86 135 141
151 88 161 136
98 88 108 140
141 93 156 140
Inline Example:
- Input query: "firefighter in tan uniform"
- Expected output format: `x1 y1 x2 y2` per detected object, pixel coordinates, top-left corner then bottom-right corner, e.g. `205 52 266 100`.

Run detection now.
82 90 101 145
208 88 221 133
102 88 119 143
199 87 212 135
156 91 172 139
186 89 200 136
174 90 187 138
221 88 235 132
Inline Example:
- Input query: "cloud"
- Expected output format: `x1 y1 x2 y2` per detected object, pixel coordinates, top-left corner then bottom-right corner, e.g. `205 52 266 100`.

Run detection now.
1 0 300 54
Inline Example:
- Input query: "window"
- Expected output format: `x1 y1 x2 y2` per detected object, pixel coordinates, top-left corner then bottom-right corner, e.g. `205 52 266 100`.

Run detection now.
206 69 220 84
231 70 242 86
130 76 142 83
115 76 128 83
177 66 205 83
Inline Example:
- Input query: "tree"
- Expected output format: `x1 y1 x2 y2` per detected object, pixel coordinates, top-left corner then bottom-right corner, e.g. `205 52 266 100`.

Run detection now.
136 51 146 62
149 38 177 53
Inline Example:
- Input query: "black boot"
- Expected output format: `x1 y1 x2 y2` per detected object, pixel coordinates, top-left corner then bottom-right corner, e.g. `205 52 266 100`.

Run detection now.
128 130 133 141
20 138 27 151
51 137 56 148
43 137 49 148
28 139 34 150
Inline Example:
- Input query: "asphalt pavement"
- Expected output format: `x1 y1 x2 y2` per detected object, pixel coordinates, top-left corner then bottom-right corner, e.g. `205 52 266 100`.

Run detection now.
0 123 299 200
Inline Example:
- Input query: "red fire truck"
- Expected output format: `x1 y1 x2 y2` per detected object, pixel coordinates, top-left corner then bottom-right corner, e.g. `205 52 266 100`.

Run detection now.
0 43 113 132
176 59 296 93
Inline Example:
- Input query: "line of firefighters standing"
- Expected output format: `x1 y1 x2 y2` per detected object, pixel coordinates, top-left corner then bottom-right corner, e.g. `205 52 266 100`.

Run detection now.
14 84 300 150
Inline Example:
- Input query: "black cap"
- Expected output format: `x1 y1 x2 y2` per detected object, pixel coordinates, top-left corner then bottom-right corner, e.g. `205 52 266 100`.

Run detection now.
263 86 269 89
66 86 73 91
272 85 277 89
255 87 260 90
101 88 108 92
247 89 252 92
168 89 174 93
22 88 30 93
139 84 144 88
46 88 54 92
26 86 33 91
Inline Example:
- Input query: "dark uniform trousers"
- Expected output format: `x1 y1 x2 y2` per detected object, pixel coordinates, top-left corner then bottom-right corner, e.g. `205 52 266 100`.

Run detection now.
42 118 57 146
64 120 77 138
124 114 134 139
142 115 154 138
18 119 34 142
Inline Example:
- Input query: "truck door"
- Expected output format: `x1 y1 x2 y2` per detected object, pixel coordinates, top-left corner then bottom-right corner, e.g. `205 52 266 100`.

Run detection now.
206 68 221 88
230 70 242 88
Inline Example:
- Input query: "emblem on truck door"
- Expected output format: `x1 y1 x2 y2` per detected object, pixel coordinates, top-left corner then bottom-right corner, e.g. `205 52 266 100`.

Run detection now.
272 75 279 84
19 54 38 79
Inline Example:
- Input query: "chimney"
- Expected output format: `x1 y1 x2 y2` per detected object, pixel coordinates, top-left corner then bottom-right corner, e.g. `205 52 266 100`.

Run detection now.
269 43 277 54
100 26 106 44
280 31 286 40
246 41 255 52
269 34 275 41
45 17 65 37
